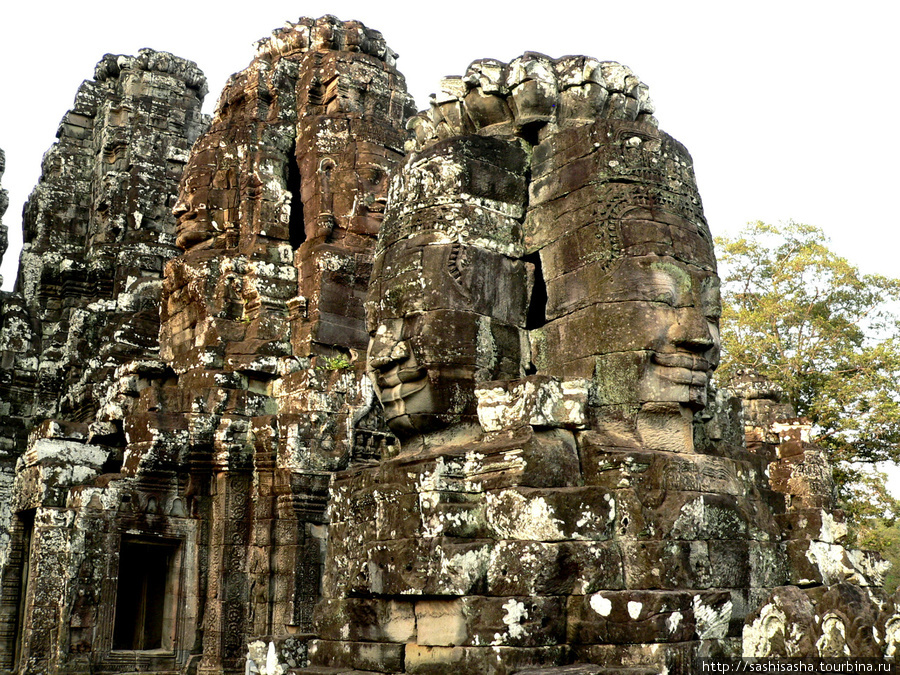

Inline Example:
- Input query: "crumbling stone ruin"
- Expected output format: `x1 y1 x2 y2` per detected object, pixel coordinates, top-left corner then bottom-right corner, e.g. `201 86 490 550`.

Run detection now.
0 48 208 673
0 14 897 675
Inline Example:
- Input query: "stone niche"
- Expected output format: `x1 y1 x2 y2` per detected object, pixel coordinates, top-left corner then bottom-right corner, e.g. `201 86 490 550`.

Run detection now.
0 15 896 675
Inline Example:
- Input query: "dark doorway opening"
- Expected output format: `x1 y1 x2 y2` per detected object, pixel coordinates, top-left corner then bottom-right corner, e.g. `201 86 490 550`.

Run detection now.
113 538 179 651
287 143 306 249
524 251 548 330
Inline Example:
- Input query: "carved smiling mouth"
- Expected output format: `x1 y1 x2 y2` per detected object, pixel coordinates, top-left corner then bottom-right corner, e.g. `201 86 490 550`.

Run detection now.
652 352 711 371
379 379 428 405
364 199 387 215
651 352 712 386
375 367 428 408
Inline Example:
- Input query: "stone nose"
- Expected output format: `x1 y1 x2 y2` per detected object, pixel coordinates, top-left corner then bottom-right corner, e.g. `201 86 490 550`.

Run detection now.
172 199 189 219
173 198 206 221
368 337 411 371
669 308 718 354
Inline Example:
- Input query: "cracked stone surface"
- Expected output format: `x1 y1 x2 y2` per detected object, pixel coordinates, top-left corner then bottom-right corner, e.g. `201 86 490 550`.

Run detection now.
0 16 895 675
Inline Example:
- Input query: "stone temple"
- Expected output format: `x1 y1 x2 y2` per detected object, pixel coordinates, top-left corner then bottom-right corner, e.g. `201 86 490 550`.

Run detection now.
0 15 897 675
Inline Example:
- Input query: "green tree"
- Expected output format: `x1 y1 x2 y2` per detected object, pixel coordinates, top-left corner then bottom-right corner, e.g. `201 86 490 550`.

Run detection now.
842 467 900 565
715 221 900 520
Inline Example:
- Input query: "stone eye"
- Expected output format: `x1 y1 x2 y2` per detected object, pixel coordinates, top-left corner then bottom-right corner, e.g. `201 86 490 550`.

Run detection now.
361 167 384 185
654 290 677 306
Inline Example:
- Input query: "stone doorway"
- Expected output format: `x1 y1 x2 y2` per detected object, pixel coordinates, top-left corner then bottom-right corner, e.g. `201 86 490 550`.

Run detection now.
113 538 180 651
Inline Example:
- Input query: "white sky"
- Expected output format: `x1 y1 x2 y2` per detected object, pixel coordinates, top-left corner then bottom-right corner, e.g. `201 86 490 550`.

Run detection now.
2 1 898 289
1 2 899 487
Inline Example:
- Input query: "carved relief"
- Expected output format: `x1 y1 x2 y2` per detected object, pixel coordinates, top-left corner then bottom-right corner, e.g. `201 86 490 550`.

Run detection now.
0 15 892 675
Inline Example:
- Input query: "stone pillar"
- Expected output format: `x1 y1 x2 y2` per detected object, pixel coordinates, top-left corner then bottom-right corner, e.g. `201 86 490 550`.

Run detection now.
200 470 252 675
16 508 72 675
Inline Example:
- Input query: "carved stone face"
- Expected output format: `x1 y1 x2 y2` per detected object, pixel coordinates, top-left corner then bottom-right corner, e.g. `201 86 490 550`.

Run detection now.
172 155 220 249
352 162 391 235
367 311 482 436
611 250 721 410
366 136 530 436
538 206 721 411
527 119 721 412
602 214 721 411
366 235 527 435
318 152 396 240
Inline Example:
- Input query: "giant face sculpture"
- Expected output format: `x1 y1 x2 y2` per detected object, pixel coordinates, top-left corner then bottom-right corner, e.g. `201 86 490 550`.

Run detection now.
532 121 721 411
587 221 721 410
368 116 720 440
366 136 529 436
172 152 227 250
171 16 413 255
367 237 528 435
350 161 392 235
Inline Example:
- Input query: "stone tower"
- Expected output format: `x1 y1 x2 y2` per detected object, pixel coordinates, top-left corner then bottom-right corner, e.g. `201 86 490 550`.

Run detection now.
307 54 897 673
0 16 415 675
0 50 207 672
0 16 895 675
150 16 413 674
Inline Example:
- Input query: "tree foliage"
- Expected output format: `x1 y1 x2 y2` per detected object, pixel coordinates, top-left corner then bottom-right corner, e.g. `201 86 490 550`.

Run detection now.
715 221 900 505
842 467 900 563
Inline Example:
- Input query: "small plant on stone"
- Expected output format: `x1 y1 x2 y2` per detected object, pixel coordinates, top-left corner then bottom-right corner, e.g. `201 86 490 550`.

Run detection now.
318 355 353 371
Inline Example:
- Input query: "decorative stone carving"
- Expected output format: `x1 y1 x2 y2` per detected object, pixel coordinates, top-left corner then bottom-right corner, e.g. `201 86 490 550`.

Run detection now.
0 16 895 675
310 52 898 674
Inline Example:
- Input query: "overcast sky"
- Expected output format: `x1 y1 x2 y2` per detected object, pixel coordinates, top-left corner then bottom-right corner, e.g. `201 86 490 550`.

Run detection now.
2 2 897 289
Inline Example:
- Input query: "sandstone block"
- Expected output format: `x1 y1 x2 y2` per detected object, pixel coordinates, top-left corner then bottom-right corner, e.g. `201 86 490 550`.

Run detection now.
314 598 416 643
475 376 590 432
568 590 733 645
307 640 405 674
486 540 624 596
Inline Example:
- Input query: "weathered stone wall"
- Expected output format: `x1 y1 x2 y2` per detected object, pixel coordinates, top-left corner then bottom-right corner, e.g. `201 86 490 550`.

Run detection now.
0 147 19 664
307 55 900 674
0 17 414 675
730 374 895 659
0 16 896 675
0 143 33 531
